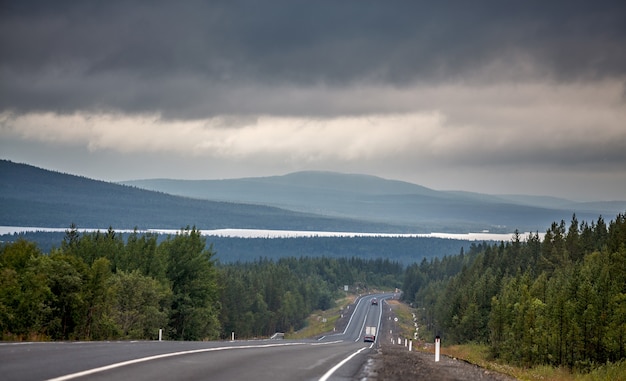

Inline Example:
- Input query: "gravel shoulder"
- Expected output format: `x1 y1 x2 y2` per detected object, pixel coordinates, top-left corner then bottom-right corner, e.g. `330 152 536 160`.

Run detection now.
356 299 518 381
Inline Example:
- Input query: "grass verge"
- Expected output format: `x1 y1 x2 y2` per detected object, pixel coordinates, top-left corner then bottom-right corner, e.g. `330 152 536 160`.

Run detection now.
442 344 626 381
386 299 418 339
287 294 356 340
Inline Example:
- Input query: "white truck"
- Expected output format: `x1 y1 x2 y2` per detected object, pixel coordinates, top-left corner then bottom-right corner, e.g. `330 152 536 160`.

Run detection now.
363 326 376 342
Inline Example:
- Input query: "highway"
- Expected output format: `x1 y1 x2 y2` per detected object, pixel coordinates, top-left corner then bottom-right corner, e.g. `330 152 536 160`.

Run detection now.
0 293 396 381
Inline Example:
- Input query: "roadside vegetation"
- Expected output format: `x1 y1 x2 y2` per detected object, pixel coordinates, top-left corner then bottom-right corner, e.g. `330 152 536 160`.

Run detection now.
403 212 626 377
391 291 626 380
441 344 626 381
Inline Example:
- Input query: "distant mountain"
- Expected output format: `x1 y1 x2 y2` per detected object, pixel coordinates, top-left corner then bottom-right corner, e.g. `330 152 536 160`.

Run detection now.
3 160 622 234
120 171 440 215
495 194 626 214
121 171 626 233
0 160 404 232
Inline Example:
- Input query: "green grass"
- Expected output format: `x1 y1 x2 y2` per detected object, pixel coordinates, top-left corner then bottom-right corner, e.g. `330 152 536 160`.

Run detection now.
287 294 356 340
386 299 417 339
574 360 626 381
441 343 626 381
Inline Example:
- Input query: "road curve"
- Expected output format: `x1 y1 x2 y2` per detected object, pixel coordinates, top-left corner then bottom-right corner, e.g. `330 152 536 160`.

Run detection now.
0 293 397 381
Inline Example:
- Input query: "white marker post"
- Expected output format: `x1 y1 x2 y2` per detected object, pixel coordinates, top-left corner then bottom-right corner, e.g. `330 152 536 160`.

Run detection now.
231 331 235 341
409 340 413 352
435 336 440 362
158 329 162 341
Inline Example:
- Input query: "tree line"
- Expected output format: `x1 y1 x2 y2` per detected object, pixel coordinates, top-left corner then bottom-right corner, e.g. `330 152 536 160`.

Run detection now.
403 213 626 371
219 256 402 338
0 225 403 341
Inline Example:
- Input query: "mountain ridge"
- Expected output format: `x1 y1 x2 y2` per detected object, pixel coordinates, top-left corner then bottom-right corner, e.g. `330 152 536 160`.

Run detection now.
3 160 624 233
0 160 405 232
120 170 626 233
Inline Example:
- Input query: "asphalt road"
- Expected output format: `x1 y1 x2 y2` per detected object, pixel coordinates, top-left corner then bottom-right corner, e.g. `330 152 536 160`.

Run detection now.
0 293 397 381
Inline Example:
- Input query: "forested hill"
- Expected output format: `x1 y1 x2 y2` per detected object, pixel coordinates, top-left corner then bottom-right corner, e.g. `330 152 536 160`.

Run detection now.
0 160 403 232
403 213 626 371
121 171 626 233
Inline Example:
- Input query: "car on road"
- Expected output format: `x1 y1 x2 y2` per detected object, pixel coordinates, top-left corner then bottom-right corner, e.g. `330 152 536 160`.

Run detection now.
371 298 378 305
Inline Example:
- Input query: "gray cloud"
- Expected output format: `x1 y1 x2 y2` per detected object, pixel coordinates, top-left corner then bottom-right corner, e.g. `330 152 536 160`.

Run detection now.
1 1 625 118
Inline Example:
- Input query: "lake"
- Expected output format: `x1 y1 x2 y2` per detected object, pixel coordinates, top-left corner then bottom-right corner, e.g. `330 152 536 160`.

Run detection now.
0 226 543 241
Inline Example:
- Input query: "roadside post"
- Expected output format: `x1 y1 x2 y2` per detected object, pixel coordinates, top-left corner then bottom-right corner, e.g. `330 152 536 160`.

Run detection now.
435 336 440 362
158 329 162 341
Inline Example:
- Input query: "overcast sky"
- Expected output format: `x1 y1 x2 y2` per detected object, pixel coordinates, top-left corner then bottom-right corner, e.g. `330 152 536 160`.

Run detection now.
1 1 625 201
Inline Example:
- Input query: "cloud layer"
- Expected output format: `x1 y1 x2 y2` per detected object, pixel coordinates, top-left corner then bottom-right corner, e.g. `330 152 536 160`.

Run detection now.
1 1 625 200
2 1 625 117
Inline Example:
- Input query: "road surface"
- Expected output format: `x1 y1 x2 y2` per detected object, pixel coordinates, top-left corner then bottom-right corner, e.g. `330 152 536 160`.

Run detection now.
0 293 396 381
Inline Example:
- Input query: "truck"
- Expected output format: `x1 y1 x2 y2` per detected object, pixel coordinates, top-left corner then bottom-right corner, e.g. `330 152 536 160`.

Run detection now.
363 326 376 342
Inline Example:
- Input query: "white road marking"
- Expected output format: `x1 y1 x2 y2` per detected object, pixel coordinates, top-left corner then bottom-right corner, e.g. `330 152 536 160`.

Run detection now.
47 295 390 380
311 340 343 346
45 342 306 381
318 346 369 381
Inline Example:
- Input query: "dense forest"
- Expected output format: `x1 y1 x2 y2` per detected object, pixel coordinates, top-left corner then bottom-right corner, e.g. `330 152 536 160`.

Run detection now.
2 212 625 373
0 225 403 341
219 256 403 338
403 213 626 371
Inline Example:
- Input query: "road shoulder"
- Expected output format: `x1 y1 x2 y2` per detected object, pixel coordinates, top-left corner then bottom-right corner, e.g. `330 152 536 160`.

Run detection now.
358 299 518 381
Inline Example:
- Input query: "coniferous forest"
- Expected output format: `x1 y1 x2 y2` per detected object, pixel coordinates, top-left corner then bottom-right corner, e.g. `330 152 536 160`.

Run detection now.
403 213 626 371
1 213 625 372
0 225 403 341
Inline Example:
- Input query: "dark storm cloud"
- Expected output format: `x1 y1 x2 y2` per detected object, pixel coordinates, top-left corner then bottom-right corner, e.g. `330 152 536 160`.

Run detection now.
1 0 625 118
